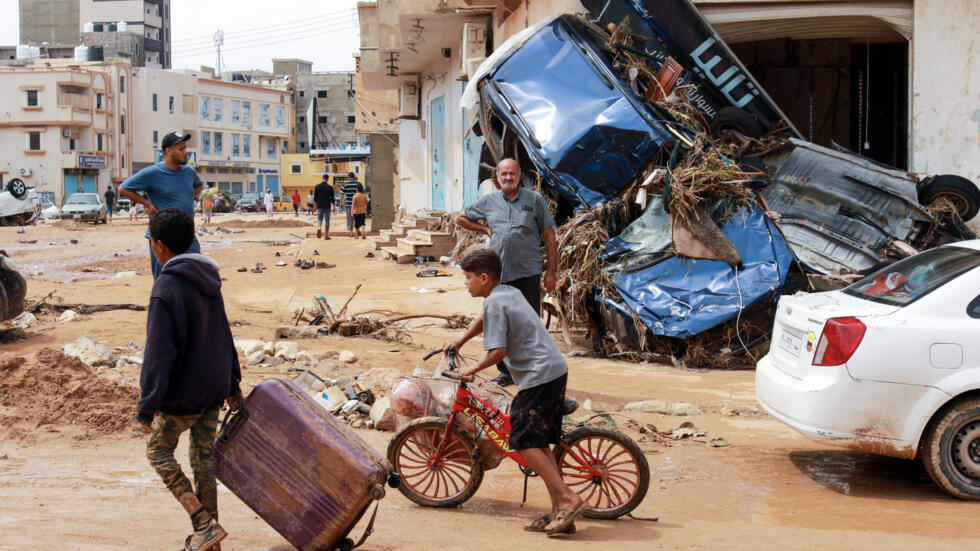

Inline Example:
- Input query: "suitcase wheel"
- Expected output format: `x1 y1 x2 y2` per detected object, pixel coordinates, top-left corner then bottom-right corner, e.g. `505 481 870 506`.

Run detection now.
370 485 386 501
387 472 401 488
331 537 354 551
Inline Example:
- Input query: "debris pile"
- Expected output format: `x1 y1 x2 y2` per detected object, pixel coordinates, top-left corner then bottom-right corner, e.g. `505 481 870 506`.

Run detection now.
292 368 401 431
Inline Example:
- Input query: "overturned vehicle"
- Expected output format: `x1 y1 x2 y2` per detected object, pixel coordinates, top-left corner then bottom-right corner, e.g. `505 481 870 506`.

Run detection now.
463 1 979 367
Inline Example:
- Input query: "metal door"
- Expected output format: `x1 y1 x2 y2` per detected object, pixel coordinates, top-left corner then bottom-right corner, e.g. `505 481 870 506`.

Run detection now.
82 173 96 193
430 95 445 210
461 83 483 207
266 176 280 196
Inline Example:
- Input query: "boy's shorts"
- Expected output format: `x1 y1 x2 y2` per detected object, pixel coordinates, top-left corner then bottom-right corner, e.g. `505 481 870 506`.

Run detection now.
354 213 366 228
508 373 567 450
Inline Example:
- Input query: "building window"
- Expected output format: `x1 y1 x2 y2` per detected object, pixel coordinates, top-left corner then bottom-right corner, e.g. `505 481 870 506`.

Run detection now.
68 138 76 151
299 90 305 97
96 93 103 109
201 96 210 120
276 106 285 128
214 132 223 155
152 93 157 111
355 164 360 174
318 116 327 124
242 135 250 157
242 102 251 125
347 115 355 123
120 114 126 134
290 162 302 174
153 130 158 148
232 134 240 157
267 139 275 159
299 141 307 149
26 90 38 107
317 90 327 99
231 100 239 123
213 99 222 122
119 75 125 93
201 131 211 155
28 131 41 151
122 153 125 167
298 116 305 123
97 133 103 151
259 104 270 127
169 96 174 114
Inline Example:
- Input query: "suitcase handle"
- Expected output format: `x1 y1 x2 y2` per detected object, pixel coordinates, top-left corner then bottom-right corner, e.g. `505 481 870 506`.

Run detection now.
217 407 249 444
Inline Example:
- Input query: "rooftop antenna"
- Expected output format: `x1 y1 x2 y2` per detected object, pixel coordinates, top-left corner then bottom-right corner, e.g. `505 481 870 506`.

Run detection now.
213 30 224 75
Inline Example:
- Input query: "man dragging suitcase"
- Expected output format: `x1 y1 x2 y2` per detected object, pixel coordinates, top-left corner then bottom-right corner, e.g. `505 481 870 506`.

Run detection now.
136 208 243 551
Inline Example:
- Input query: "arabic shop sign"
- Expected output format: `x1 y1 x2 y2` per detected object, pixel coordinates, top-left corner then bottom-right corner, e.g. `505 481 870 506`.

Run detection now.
78 154 107 169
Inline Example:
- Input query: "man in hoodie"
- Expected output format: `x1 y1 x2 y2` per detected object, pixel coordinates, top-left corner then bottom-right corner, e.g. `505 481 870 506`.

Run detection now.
137 208 243 551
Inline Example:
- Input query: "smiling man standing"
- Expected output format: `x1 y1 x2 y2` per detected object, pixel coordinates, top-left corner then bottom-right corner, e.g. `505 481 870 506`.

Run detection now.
454 158 558 386
120 132 203 279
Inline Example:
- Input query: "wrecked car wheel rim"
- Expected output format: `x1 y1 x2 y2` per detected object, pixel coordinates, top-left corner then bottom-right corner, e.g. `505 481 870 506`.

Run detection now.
951 418 980 480
930 192 970 218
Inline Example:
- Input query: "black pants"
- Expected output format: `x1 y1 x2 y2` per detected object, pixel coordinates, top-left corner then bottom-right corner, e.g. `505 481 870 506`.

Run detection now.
496 273 542 378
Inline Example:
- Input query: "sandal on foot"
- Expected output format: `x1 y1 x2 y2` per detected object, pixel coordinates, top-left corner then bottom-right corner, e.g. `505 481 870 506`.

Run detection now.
525 515 576 534
546 500 588 536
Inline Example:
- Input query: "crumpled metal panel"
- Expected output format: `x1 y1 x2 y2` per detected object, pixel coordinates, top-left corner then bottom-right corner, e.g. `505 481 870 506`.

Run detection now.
482 16 672 210
611 205 794 338
763 140 933 275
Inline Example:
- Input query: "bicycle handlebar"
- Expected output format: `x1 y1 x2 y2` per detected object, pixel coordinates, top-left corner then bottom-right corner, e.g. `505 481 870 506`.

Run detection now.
422 348 443 361
441 371 464 381
422 348 460 375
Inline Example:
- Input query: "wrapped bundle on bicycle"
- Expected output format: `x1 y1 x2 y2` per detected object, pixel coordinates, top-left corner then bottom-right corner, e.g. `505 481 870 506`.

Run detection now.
386 350 651 518
214 373 399 551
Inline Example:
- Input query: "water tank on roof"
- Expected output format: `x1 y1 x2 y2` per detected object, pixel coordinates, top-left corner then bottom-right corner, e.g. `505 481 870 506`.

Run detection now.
84 22 95 33
31 46 40 59
93 22 103 32
15 44 31 59
118 21 127 32
107 23 117 32
88 45 104 62
74 45 89 62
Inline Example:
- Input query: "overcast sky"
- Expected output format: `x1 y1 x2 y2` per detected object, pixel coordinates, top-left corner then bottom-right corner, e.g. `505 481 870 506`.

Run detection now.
0 0 362 73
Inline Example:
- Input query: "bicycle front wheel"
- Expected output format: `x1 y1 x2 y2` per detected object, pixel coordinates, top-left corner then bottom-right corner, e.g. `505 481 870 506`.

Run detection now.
555 426 650 519
387 416 484 508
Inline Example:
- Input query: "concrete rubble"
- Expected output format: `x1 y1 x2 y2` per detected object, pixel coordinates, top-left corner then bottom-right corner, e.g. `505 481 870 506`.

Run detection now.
62 334 116 367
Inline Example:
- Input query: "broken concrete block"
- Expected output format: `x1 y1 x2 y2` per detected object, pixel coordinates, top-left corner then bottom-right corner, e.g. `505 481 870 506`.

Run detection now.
115 359 128 369
624 400 701 416
115 271 137 278
369 397 395 431
247 350 267 366
356 368 400 395
12 311 36 329
338 350 357 363
62 334 116 367
275 325 318 339
583 398 593 412
262 356 284 368
57 310 81 323
233 338 264 357
274 341 299 361
322 386 349 412
296 350 317 364
262 342 275 356
317 350 339 360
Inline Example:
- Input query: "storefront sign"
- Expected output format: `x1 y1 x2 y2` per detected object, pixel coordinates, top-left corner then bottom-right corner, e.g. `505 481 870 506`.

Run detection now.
78 154 106 169
258 168 279 174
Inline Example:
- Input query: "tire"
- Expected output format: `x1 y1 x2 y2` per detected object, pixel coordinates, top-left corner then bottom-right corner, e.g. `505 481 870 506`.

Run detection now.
386 416 484 508
709 106 763 139
6 178 27 200
921 398 980 500
920 175 980 221
555 426 650 519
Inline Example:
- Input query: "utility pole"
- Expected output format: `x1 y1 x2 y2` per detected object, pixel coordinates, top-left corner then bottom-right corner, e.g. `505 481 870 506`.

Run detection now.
213 30 224 75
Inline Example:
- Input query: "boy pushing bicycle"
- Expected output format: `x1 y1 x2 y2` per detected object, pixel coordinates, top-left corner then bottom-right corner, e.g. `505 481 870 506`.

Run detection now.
446 249 586 536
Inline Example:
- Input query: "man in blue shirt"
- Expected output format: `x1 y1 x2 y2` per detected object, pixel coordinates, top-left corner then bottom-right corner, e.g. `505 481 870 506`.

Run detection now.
120 132 203 279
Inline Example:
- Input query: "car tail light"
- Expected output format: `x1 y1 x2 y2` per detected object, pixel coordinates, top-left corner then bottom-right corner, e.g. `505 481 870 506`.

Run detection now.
812 317 866 366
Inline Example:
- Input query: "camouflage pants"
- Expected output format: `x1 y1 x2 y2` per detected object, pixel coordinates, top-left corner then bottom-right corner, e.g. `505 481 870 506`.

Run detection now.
146 407 221 516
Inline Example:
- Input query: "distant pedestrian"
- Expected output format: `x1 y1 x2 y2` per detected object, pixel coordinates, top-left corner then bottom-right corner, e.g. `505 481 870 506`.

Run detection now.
291 189 301 217
341 173 360 237
264 189 274 217
104 185 116 222
120 132 203 279
314 174 334 240
306 190 314 215
200 184 216 225
352 183 368 239
137 208 242 551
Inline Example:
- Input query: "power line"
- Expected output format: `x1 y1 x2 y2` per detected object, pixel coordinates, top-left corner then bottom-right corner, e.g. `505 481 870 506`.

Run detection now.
171 8 355 46
173 24 358 59
174 18 357 55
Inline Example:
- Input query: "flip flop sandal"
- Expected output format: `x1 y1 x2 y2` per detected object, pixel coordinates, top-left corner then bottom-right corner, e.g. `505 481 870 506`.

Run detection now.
524 515 576 534
546 500 588 537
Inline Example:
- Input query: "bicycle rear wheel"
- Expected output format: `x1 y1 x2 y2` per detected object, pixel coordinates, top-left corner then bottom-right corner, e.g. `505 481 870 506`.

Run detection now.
555 426 650 519
387 416 484 508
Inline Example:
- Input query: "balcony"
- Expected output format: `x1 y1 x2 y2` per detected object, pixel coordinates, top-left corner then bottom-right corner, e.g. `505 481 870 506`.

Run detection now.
58 93 93 110
144 37 163 52
57 106 93 126
145 11 163 29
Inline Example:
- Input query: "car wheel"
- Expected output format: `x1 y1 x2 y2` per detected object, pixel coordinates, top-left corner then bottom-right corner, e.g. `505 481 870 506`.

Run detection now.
6 178 28 200
709 107 764 139
920 175 980 221
921 398 980 500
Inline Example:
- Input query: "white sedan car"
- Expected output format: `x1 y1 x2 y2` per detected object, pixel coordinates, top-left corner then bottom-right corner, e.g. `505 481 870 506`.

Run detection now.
756 240 980 499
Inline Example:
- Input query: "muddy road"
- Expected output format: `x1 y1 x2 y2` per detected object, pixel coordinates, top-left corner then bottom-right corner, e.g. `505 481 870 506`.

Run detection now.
1 214 978 550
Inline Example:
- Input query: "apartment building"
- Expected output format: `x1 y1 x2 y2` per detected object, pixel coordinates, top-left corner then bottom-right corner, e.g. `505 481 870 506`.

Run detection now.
270 59 357 153
131 67 291 196
80 0 172 68
0 59 133 203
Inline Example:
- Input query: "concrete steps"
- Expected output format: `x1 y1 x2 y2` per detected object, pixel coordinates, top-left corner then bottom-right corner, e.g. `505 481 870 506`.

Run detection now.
395 229 455 258
371 212 452 259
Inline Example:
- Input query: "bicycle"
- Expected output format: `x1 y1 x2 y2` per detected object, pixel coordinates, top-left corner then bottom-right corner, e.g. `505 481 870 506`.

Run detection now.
387 349 650 519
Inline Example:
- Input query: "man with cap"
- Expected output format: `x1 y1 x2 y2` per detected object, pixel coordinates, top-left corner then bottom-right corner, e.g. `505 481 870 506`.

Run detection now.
120 132 203 279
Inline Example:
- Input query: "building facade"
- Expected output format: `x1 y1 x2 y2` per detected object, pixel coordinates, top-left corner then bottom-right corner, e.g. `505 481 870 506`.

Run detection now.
18 0 80 47
131 67 291 196
271 59 358 153
0 59 133 203
357 0 980 221
80 0 171 68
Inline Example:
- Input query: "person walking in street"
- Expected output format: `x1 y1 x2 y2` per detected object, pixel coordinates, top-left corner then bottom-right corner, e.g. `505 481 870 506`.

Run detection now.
314 174 334 240
341 173 360 237
290 189 301 217
454 158 558 387
104 185 116 222
264 189 274 218
352 183 368 239
306 190 315 215
120 132 203 279
200 184 215 225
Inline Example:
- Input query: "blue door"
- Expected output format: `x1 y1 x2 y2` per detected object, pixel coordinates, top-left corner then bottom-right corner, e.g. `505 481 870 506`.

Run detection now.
256 175 264 192
266 176 280 196
82 174 96 193
63 172 95 199
430 95 446 210
461 84 483 207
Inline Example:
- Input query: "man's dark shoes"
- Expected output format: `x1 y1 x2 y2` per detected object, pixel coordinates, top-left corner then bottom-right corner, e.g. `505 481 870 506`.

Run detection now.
491 373 514 386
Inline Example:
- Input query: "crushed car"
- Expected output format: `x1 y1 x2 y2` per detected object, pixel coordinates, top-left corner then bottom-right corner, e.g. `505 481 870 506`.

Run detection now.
463 0 979 366
0 179 39 226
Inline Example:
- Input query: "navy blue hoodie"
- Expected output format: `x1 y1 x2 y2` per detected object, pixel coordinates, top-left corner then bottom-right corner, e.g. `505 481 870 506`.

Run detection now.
137 253 241 422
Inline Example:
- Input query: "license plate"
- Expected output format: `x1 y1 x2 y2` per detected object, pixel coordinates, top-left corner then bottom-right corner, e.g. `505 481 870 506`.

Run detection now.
778 329 802 356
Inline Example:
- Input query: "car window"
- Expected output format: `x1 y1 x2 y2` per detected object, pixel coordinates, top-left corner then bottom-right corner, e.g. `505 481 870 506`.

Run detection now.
844 247 980 307
66 195 98 205
969 295 980 319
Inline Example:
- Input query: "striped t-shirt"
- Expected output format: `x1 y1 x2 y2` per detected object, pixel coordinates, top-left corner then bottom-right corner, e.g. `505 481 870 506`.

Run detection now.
341 180 360 209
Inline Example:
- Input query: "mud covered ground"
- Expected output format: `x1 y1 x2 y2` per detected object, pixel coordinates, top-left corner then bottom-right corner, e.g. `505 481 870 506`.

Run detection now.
1 212 979 550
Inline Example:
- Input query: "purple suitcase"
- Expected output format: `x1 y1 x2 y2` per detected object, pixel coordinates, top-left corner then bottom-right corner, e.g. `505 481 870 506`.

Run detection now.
215 377 392 551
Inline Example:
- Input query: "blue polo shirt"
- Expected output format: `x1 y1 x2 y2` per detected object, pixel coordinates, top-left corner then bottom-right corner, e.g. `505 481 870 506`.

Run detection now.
121 163 202 237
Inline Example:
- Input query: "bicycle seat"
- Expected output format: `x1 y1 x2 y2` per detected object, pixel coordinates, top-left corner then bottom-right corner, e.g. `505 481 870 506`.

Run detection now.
560 398 578 416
